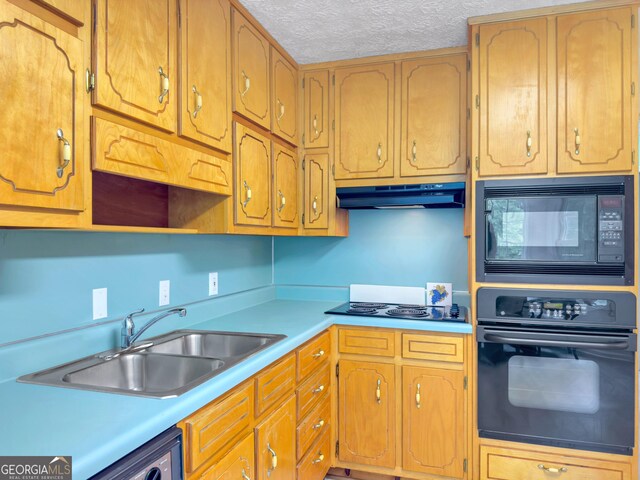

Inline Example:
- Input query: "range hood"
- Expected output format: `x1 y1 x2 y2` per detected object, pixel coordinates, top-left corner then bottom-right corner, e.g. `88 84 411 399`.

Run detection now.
336 182 465 209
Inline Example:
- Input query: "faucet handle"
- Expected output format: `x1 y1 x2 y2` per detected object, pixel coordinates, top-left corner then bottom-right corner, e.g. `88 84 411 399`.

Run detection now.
125 308 145 321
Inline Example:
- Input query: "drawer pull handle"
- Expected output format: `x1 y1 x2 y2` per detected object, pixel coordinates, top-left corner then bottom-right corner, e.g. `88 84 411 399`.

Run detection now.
312 419 325 430
158 66 170 103
526 130 532 157
277 190 286 213
415 383 421 409
411 140 417 163
313 114 319 136
242 469 251 480
574 127 581 155
376 142 382 163
241 70 251 97
312 453 325 464
277 99 285 121
538 464 567 474
312 384 325 394
267 443 277 476
56 128 71 178
376 378 381 404
311 349 325 358
192 85 203 118
242 180 252 208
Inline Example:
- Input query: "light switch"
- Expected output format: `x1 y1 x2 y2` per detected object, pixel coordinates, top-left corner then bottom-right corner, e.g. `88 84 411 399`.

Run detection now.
93 288 108 320
159 280 170 306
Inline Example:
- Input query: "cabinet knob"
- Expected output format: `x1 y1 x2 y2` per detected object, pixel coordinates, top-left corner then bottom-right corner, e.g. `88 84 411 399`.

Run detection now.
415 383 421 409
526 130 532 157
192 85 203 118
158 66 170 103
574 128 581 155
276 99 285 121
376 378 381 404
312 419 325 430
312 196 318 216
56 128 71 179
312 453 325 464
312 384 325 394
277 190 286 213
241 71 251 97
242 180 252 208
311 349 325 358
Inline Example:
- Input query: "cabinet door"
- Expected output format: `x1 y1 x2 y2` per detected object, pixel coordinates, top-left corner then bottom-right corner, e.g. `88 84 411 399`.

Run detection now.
195 433 255 480
255 395 296 480
94 0 177 132
335 63 395 180
303 154 329 230
557 8 633 174
338 360 395 468
271 48 298 145
234 123 271 226
179 0 232 152
272 143 299 229
0 1 84 212
303 71 329 149
233 10 270 129
478 19 548 177
402 366 465 478
401 55 467 177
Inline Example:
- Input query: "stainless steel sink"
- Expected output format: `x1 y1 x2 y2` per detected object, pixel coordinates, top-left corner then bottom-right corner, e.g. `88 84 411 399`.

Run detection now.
18 330 286 398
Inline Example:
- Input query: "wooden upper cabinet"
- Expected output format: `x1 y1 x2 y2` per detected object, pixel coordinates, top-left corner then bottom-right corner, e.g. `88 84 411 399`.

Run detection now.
303 153 329 230
0 1 84 213
271 48 298 145
272 143 299 229
94 0 177 132
338 360 396 468
234 122 271 227
334 63 395 180
255 395 296 480
478 18 548 177
34 0 84 24
402 366 465 478
401 55 467 177
556 8 633 174
179 0 232 152
233 9 270 129
303 71 330 149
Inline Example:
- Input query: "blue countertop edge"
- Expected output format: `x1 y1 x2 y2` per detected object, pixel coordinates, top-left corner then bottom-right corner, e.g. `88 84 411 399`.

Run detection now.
0 297 472 479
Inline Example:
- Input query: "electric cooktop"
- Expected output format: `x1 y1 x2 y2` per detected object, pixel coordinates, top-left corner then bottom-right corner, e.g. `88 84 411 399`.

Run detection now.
325 302 467 323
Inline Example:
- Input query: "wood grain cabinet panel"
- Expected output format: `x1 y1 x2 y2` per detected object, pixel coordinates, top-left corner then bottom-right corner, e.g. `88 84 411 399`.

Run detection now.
334 63 395 180
255 395 297 480
296 361 330 419
234 122 271 227
297 331 330 381
93 0 177 131
193 433 255 480
402 366 465 478
338 328 395 357
556 8 633 174
338 360 396 468
272 143 299 229
271 48 298 145
400 54 467 177
0 0 84 213
93 118 232 195
179 0 232 152
255 354 295 416
233 9 270 129
303 153 329 230
402 333 464 363
34 0 84 24
478 18 548 177
303 70 329 149
297 429 332 480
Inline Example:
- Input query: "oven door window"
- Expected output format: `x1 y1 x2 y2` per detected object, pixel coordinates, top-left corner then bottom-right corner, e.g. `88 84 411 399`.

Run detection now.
485 196 597 262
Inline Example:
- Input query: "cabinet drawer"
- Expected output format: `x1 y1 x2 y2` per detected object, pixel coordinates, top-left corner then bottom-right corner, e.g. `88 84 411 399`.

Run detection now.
297 362 331 419
191 432 255 480
297 331 331 381
338 328 395 357
181 382 254 474
402 333 463 363
255 354 296 416
481 446 631 480
297 393 330 459
297 429 331 480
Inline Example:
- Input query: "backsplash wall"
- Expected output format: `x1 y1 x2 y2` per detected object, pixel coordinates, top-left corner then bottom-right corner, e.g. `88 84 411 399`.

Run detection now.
0 231 272 345
274 208 468 295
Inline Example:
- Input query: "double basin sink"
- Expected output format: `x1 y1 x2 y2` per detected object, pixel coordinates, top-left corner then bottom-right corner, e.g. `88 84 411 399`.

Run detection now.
18 330 286 398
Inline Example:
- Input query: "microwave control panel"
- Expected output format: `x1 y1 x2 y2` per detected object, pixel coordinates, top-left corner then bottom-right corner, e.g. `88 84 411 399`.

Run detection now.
598 195 625 263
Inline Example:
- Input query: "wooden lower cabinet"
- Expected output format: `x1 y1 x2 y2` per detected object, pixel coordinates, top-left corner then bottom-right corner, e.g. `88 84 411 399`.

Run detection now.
402 366 465 477
192 433 255 480
338 360 396 468
256 395 297 480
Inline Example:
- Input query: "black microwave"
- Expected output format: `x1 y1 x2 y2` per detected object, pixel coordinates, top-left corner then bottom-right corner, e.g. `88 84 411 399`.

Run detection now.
476 175 634 286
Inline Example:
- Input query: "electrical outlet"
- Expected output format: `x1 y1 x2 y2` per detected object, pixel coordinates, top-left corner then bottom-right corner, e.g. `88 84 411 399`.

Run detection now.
93 288 108 320
159 280 170 306
209 272 218 296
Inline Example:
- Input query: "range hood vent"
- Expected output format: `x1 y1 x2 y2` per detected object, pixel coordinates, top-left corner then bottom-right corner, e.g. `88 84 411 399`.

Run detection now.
336 182 465 209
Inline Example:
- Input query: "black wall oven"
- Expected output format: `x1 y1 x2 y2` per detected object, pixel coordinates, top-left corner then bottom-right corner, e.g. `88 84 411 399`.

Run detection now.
476 175 634 285
477 288 637 455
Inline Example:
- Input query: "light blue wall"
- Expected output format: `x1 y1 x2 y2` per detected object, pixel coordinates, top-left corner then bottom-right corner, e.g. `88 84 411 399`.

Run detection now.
274 209 468 291
0 231 272 345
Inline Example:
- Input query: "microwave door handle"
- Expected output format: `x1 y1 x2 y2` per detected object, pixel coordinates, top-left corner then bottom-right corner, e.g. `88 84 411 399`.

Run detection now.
483 333 630 350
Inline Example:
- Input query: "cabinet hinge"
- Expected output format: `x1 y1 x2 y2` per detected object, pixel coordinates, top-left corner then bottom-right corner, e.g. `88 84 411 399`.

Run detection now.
632 150 635 165
332 119 335 130
466 157 470 170
463 459 468 473
336 362 339 377
475 95 479 108
332 74 335 86
464 376 468 390
335 441 340 457
302 133 305 145
467 59 471 71
475 156 479 171
632 14 635 28
302 158 306 170
302 213 305 225
177 1 181 27
467 108 470 120
302 78 305 88
85 69 95 93
332 164 336 178
475 33 479 46
632 82 635 96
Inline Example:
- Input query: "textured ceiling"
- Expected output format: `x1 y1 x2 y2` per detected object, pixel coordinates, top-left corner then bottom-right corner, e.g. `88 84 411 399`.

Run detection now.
240 0 580 64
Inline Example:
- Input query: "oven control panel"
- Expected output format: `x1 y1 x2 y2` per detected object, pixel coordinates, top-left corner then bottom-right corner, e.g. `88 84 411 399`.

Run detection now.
494 294 617 324
598 195 625 263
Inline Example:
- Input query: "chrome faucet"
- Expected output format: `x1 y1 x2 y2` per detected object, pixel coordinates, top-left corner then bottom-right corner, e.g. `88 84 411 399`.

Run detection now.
121 307 187 348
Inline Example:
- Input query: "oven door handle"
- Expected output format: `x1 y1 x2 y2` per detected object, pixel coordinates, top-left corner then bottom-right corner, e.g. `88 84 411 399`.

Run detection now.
483 333 631 350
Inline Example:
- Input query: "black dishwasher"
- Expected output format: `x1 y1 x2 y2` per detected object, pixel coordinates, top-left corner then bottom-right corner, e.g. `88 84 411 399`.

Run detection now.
90 426 182 480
